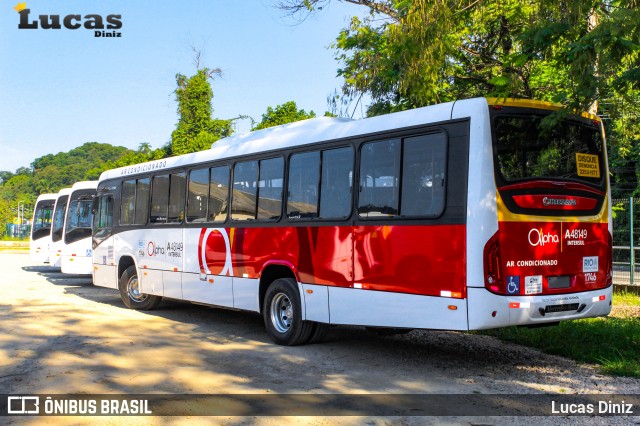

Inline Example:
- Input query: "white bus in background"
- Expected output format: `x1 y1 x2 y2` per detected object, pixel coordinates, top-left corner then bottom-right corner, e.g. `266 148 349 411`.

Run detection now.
49 187 73 268
61 181 98 274
29 193 58 264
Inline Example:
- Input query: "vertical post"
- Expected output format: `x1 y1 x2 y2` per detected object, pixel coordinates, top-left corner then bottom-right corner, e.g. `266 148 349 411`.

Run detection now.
630 197 635 285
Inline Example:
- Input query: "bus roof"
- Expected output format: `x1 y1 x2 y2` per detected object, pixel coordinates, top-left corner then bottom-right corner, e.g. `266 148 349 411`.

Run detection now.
486 97 600 122
97 96 604 183
35 193 58 201
56 187 73 197
70 181 98 191
98 98 464 181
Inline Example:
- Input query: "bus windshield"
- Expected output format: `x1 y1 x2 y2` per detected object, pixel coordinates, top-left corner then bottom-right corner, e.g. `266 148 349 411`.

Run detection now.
65 198 94 243
32 200 54 240
493 115 604 189
51 196 69 242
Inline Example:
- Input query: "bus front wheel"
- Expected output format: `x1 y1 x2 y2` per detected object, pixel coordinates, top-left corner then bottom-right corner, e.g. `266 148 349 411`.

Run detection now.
119 265 162 310
263 278 313 346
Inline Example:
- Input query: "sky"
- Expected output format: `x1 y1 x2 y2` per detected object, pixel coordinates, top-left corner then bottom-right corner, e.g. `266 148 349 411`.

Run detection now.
0 0 369 173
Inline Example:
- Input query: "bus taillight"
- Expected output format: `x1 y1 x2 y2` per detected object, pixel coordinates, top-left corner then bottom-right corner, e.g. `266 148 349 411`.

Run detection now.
484 231 504 294
607 231 613 286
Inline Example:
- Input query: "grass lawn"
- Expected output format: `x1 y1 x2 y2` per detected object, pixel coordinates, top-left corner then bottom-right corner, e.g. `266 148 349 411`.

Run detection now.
483 290 640 377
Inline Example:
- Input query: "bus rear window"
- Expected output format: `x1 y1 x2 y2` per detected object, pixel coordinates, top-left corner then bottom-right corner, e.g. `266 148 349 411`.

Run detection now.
493 116 604 188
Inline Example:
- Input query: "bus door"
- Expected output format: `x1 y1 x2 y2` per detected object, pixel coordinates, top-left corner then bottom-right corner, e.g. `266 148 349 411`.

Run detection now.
143 172 186 299
92 193 116 288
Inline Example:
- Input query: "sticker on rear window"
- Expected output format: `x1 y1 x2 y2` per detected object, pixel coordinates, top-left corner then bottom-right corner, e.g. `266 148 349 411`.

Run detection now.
506 276 521 295
583 256 598 273
576 153 600 178
525 275 543 295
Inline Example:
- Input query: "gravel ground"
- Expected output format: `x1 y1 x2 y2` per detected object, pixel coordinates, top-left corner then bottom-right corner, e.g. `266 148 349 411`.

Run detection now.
0 252 638 425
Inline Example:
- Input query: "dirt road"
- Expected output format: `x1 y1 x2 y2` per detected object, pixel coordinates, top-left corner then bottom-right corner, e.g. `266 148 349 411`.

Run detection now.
1 252 638 424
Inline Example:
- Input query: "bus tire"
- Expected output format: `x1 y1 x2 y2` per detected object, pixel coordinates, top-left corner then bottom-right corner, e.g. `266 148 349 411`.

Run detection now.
263 278 313 346
365 327 413 336
306 322 329 344
119 265 162 310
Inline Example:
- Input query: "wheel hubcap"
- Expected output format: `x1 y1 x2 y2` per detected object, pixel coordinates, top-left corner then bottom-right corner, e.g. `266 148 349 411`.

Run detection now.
270 293 293 333
127 276 148 303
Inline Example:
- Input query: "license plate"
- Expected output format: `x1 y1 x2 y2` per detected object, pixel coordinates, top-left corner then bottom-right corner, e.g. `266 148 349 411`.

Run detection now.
548 275 571 289
545 303 579 313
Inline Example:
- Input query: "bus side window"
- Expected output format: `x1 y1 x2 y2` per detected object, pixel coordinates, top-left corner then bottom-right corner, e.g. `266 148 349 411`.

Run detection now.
120 180 136 225
232 161 258 221
168 173 186 223
400 133 447 217
121 178 150 225
209 166 229 222
257 157 284 221
150 175 170 223
319 147 353 219
135 178 150 225
187 168 209 223
288 151 320 219
358 139 401 217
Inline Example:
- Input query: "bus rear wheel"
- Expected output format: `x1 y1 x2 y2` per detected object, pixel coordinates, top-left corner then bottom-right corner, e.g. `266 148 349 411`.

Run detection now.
119 265 162 310
263 278 313 346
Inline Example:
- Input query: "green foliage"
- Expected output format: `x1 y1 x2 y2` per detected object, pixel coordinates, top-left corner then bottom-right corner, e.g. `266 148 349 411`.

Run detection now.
252 101 316 130
289 0 640 195
327 0 639 116
482 292 640 378
484 314 640 377
102 142 170 171
171 68 233 155
332 0 543 114
0 142 132 237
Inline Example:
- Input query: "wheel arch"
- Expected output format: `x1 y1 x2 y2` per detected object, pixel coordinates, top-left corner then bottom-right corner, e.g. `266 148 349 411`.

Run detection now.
259 261 299 314
118 254 137 280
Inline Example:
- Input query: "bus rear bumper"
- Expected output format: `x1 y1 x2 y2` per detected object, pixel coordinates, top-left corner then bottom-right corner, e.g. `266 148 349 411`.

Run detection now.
467 286 613 330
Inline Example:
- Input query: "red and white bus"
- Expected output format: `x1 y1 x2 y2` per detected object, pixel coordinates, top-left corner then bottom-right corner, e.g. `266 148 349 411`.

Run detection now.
60 181 98 274
30 193 58 264
49 187 73 268
92 97 612 345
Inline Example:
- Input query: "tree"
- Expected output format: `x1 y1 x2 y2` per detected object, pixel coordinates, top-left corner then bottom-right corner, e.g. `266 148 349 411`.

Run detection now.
171 68 233 155
280 0 639 114
102 142 170 171
252 101 316 130
0 171 14 184
0 142 134 236
279 0 640 196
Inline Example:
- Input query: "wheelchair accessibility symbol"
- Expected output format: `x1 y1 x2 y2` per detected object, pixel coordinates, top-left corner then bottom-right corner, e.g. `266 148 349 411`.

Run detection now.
506 276 520 295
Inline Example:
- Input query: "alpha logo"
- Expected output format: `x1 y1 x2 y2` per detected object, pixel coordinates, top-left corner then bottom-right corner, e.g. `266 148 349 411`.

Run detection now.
542 197 577 207
198 228 233 276
14 2 123 37
528 228 560 247
147 241 165 257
